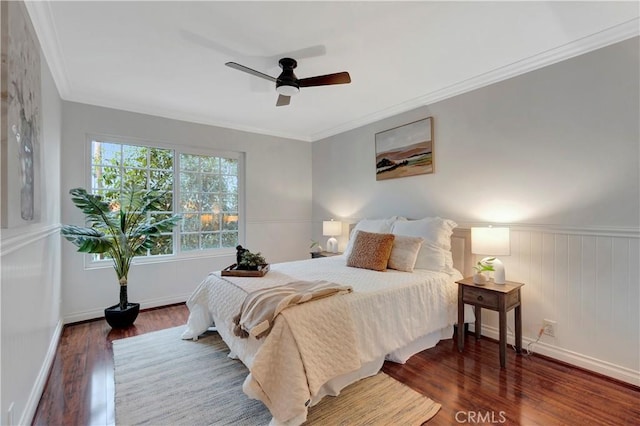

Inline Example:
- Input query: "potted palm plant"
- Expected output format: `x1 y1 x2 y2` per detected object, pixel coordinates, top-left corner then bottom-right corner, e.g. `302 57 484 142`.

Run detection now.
61 186 181 328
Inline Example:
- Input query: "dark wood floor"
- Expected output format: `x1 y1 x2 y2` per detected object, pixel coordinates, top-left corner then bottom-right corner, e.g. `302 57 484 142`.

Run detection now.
33 304 639 426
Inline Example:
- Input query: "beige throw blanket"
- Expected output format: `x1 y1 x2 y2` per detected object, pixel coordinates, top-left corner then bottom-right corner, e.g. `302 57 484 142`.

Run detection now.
233 280 353 339
244 291 361 424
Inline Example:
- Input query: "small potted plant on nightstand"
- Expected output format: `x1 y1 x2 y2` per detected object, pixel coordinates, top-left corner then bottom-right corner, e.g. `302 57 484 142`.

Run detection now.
473 257 495 285
309 240 323 257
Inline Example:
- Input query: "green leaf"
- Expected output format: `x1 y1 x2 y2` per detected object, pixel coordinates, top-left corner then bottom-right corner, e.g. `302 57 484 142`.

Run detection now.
62 185 181 284
61 225 114 254
68 188 119 229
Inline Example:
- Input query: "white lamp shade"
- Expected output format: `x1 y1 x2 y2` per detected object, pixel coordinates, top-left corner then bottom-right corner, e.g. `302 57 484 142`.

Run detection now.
323 220 342 237
471 227 510 256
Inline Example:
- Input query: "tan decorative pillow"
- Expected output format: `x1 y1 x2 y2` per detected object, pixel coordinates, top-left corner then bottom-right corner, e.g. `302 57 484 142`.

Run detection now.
388 235 425 272
346 231 395 271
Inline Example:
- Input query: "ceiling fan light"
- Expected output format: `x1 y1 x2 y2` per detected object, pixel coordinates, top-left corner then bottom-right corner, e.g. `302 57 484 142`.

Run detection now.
276 84 300 96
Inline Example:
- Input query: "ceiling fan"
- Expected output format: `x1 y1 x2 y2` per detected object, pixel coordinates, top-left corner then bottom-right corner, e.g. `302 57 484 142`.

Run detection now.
225 58 351 106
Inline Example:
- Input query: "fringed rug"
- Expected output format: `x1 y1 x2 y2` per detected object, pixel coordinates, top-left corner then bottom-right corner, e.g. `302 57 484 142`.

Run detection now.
113 326 441 425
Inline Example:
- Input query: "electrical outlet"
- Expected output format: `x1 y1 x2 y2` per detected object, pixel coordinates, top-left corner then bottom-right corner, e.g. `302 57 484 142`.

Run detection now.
543 319 557 337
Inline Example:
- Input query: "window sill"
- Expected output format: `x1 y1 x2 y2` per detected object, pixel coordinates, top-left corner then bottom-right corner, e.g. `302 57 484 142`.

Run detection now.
83 249 236 270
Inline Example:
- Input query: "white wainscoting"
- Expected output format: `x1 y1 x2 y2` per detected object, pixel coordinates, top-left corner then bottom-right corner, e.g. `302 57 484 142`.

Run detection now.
1 225 63 426
467 225 639 386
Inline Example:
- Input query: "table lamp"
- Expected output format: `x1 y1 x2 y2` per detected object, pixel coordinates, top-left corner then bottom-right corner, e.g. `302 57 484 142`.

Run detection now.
471 226 510 284
323 219 342 253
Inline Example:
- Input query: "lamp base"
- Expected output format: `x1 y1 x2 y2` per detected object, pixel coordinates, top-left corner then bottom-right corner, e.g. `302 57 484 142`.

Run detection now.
327 237 338 253
487 257 506 284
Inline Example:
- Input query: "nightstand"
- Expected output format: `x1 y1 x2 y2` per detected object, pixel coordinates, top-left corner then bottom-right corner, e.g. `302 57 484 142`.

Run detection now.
456 277 524 368
310 251 342 259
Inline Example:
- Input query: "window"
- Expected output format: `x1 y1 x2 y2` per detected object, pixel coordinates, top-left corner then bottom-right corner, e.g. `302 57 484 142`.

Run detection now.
90 139 242 261
179 153 239 251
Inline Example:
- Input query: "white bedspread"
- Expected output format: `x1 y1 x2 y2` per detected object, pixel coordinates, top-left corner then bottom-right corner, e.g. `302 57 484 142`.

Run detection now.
182 255 462 424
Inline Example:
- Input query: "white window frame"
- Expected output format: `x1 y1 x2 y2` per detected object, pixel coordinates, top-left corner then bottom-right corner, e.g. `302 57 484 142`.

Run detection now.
84 134 245 269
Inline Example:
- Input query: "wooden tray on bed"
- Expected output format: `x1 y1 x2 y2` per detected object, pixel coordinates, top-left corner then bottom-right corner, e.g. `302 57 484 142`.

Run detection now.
221 263 270 277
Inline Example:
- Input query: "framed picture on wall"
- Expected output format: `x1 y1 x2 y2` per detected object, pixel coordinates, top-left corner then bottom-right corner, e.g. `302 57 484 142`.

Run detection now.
1 1 42 227
375 117 433 181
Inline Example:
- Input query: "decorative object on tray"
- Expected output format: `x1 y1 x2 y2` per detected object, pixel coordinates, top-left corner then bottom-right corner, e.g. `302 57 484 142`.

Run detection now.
375 117 434 180
61 185 181 328
222 246 269 277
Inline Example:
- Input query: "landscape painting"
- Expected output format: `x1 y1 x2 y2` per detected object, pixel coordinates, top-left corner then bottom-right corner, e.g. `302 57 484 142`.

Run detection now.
375 117 433 181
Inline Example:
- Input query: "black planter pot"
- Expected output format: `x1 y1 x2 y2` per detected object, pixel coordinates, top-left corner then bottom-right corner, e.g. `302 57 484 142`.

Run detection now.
104 302 140 328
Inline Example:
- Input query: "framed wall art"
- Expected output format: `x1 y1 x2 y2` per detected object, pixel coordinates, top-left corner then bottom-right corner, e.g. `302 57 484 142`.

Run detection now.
375 117 433 181
1 1 42 227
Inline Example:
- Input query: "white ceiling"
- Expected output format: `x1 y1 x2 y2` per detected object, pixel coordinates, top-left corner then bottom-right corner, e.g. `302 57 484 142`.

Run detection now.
27 1 639 142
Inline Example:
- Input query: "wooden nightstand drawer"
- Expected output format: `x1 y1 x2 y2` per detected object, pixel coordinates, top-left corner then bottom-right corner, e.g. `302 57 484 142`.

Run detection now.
463 287 499 309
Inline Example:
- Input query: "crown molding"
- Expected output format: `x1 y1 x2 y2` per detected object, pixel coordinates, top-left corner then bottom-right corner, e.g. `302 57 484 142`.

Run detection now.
309 18 640 142
65 93 312 143
24 1 71 98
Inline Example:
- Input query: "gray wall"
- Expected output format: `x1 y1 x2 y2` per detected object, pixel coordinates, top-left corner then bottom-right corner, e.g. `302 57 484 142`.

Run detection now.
0 4 63 422
313 37 639 232
312 37 640 384
60 102 312 322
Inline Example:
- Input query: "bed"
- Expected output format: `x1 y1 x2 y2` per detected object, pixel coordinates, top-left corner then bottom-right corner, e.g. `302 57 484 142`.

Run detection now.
182 217 474 426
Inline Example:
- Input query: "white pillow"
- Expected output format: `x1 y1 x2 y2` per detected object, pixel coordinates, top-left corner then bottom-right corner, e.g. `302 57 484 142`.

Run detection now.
387 235 424 272
391 217 456 250
391 217 457 273
413 241 447 271
344 217 402 257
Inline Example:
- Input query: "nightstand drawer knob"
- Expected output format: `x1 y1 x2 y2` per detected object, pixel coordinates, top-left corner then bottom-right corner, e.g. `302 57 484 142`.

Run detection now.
477 295 484 302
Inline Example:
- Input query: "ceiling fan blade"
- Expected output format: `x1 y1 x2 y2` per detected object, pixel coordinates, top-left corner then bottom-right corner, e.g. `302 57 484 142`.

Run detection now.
299 72 351 88
276 95 291 107
225 62 276 82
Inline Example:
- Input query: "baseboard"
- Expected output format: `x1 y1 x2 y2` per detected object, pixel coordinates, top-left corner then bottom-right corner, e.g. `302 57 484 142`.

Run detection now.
477 324 640 387
20 319 63 426
63 293 192 324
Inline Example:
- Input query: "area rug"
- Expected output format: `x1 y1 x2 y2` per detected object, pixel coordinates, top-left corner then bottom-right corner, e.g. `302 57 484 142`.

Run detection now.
113 326 441 425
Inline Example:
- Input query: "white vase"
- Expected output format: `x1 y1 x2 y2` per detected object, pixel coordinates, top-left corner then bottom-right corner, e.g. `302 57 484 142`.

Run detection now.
473 272 488 285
